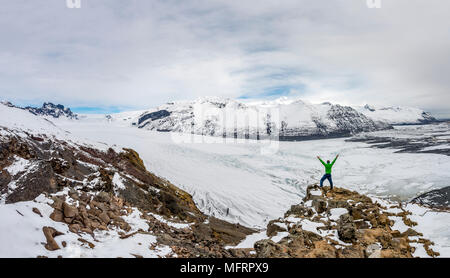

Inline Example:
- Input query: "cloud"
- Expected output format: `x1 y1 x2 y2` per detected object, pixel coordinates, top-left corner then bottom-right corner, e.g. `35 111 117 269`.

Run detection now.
0 0 449 116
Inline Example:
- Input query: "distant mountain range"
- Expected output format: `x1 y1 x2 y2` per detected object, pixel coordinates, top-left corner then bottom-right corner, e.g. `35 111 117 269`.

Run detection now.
1 98 438 141
131 97 437 141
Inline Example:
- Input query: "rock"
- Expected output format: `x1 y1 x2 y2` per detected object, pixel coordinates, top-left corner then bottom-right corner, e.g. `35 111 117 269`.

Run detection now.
266 220 287 237
78 238 95 249
64 217 74 224
50 209 64 222
95 192 111 203
327 199 348 209
368 249 382 258
401 228 422 237
69 224 81 233
305 240 337 258
312 198 327 213
339 245 365 258
337 214 356 243
32 207 43 217
63 202 78 218
98 212 111 225
365 243 382 257
254 239 289 258
42 227 63 251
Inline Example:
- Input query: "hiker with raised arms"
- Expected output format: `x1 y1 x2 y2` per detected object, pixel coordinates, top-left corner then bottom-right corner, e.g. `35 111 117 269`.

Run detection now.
317 154 339 190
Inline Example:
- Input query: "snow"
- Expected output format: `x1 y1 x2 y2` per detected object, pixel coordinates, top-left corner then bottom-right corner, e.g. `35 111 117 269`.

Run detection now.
329 208 348 221
404 203 450 257
225 230 268 249
112 173 126 191
4 156 31 176
356 105 434 124
0 195 172 258
389 216 409 233
147 212 192 229
272 232 289 243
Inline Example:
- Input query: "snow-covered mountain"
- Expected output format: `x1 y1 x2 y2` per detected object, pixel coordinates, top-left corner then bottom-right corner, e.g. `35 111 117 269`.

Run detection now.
133 97 391 140
1 101 78 120
357 104 437 125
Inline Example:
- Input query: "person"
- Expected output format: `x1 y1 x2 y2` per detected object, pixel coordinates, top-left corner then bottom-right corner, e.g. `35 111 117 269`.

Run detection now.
317 154 339 189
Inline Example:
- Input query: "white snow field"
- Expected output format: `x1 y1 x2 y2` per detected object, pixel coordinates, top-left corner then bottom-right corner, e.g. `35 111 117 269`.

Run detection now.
1 104 450 257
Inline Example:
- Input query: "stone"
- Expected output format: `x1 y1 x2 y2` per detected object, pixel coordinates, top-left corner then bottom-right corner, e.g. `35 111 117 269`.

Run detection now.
42 227 64 251
98 212 111 225
266 220 287 237
32 207 43 217
368 249 382 258
337 214 356 242
339 245 365 258
312 198 327 214
366 243 382 257
63 202 78 218
96 192 111 203
50 209 64 222
69 224 81 233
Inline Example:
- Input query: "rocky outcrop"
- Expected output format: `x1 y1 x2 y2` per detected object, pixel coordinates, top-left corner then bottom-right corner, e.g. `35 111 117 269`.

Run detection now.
1 101 78 119
411 186 450 211
253 185 439 258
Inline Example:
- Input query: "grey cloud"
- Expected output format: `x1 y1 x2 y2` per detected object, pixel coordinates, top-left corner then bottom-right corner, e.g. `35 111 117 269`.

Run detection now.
0 0 449 115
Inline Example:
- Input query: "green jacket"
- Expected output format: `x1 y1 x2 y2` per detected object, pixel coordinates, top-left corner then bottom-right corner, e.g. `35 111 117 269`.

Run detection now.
319 156 338 174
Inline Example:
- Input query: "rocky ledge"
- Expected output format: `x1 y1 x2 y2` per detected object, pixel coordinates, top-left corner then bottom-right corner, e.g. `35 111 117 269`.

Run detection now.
253 185 439 258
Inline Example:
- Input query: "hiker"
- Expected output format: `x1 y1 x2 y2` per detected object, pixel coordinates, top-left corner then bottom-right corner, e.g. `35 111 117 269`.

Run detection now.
317 154 339 189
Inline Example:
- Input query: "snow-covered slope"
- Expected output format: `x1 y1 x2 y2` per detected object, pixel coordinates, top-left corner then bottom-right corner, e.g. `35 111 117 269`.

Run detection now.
357 104 437 125
134 97 391 140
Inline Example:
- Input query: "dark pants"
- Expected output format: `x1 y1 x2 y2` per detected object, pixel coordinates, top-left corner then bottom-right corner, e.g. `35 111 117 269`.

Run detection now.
320 174 333 188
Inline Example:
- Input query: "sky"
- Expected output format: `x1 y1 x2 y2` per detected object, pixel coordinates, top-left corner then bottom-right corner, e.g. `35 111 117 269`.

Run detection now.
0 0 449 117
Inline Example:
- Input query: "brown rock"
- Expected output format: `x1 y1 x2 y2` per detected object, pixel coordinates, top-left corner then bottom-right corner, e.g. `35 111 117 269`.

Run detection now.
312 198 327 214
78 238 95 249
42 227 64 251
63 202 78 218
98 212 111 225
32 207 43 217
337 214 356 243
305 240 337 258
50 209 64 222
266 220 287 237
95 192 111 203
69 224 81 233
339 245 365 258
64 217 74 224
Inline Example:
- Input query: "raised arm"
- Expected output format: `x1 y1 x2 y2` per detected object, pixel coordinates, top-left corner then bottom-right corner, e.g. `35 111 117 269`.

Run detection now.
317 156 326 166
331 154 339 166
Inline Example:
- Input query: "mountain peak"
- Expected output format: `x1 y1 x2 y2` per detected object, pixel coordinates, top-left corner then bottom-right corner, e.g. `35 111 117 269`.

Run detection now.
26 102 78 119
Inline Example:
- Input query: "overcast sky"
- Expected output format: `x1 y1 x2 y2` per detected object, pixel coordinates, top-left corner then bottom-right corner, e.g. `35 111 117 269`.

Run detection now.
0 0 449 117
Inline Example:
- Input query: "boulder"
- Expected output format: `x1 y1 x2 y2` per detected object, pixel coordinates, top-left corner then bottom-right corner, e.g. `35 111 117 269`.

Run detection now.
365 243 382 257
266 220 287 237
63 202 78 218
98 212 111 225
42 227 64 251
312 198 327 214
337 214 356 242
